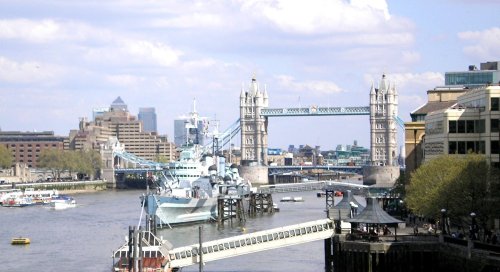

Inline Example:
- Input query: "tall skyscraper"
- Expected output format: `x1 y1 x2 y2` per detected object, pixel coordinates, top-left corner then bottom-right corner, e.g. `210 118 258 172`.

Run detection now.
173 101 209 147
138 107 157 133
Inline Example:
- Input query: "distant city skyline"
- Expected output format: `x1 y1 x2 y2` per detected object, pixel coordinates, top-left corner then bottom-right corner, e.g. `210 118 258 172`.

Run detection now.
0 1 498 150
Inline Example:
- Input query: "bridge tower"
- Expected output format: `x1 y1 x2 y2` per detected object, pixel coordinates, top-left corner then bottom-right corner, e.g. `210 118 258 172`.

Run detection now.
239 76 269 184
363 74 400 186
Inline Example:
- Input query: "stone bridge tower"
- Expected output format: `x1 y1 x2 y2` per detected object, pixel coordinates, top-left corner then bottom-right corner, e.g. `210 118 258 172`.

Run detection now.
363 74 400 186
239 76 269 184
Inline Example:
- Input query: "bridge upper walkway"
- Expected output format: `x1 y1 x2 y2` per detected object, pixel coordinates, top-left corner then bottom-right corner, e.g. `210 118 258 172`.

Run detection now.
260 106 370 116
166 219 334 268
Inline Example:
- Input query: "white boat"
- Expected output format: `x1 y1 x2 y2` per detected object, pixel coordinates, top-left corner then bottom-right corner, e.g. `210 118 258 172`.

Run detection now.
0 189 22 205
2 195 34 207
23 188 59 205
50 195 76 210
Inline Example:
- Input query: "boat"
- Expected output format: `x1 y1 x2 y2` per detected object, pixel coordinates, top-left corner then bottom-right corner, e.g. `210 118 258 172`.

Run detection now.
142 103 252 226
2 195 34 207
143 145 251 226
23 188 59 205
0 189 22 205
280 196 304 202
11 237 30 245
50 195 76 210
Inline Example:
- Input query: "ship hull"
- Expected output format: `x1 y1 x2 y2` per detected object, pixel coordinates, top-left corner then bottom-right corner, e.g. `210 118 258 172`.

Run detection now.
146 194 218 225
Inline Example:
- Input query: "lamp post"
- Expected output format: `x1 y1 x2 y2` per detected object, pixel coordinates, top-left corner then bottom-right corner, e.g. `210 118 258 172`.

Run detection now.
470 212 477 240
440 209 447 235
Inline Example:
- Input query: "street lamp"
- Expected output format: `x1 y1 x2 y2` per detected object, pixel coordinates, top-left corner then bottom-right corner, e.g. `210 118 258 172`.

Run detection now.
440 209 447 235
470 212 477 240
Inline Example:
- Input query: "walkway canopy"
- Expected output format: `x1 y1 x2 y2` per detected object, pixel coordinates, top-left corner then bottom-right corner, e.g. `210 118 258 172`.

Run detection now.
346 197 403 226
335 190 365 211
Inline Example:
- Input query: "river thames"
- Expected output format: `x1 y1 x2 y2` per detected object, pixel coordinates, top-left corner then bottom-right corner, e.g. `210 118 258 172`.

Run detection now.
0 189 333 272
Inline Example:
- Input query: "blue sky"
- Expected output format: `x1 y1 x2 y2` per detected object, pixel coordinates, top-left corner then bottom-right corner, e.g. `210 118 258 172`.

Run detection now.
0 0 498 151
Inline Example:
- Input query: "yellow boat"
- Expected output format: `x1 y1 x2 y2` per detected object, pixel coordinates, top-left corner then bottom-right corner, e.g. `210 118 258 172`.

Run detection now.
11 237 30 245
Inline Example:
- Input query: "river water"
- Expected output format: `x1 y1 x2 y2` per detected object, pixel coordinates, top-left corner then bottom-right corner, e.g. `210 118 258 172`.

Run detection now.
0 189 332 272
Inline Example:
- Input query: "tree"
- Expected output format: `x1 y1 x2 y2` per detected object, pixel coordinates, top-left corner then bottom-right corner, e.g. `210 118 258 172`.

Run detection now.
406 154 500 227
0 144 13 169
38 149 65 179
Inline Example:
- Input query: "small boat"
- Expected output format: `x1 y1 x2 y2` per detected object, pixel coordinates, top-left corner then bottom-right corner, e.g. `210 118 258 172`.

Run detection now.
11 237 30 245
281 196 304 202
50 195 76 210
280 196 292 202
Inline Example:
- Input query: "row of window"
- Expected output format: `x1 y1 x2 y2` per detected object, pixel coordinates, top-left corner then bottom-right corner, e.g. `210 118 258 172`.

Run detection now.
448 141 499 154
449 119 500 134
7 143 58 147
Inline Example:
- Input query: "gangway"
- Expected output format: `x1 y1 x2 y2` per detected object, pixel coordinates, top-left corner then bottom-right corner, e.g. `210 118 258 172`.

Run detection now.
166 218 334 269
258 180 370 195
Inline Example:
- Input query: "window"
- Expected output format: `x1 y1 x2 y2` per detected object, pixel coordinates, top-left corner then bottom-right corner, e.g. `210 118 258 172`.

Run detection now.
449 121 457 133
449 142 457 154
457 120 466 133
466 120 474 133
475 120 485 133
491 97 499 111
458 142 466 154
467 142 475 153
492 141 499 154
492 119 499 133
476 141 486 154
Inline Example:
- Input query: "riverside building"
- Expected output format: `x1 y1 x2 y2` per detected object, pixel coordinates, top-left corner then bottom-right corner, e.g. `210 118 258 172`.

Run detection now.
0 131 66 168
67 97 176 162
424 85 500 168
405 61 500 173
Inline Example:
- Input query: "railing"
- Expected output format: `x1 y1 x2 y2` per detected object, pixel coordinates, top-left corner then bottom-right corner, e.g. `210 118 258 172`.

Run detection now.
167 219 334 268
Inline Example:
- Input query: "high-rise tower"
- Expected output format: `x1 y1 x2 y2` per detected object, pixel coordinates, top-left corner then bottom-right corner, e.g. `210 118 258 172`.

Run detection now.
239 76 269 166
369 74 399 166
138 107 157 133
364 74 400 187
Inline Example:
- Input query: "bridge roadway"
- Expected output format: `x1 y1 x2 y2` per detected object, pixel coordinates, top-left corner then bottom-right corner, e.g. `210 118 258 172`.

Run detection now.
166 219 334 269
114 164 362 175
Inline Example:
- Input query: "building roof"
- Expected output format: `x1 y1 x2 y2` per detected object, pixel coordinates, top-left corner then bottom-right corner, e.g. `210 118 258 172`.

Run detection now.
346 197 403 225
411 101 457 116
334 190 365 211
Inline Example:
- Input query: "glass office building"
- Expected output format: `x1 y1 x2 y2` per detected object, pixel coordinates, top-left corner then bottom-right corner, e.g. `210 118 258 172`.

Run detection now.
445 61 500 87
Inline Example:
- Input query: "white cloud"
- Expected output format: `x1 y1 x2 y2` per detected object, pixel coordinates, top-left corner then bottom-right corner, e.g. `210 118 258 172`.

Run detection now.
458 27 500 60
239 0 396 34
0 56 66 84
83 39 182 67
364 72 443 95
150 13 224 28
401 51 421 64
275 75 343 96
0 18 107 43
105 74 144 87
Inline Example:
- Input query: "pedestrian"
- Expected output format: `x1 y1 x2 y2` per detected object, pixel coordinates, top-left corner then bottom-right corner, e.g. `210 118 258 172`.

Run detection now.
413 224 419 235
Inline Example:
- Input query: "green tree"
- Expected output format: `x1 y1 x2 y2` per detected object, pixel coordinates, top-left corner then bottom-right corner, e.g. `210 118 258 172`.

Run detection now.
406 154 499 227
0 144 13 169
38 149 65 178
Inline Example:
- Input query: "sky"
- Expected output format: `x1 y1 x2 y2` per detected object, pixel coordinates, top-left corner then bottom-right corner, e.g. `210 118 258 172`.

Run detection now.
0 0 499 152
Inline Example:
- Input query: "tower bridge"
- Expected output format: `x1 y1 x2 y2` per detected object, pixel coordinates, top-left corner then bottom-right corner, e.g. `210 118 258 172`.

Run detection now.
104 74 401 188
239 75 400 187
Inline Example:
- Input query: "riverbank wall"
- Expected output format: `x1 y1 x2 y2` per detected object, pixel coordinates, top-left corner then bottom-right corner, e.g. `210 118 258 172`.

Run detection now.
0 180 109 194
329 234 500 272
